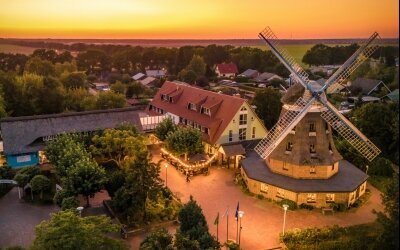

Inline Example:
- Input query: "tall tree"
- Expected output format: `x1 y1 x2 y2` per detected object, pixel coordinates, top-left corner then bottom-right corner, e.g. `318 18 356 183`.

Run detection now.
165 127 203 160
95 91 126 110
30 175 51 200
252 88 282 130
187 55 206 77
61 72 87 89
24 57 56 76
31 210 128 250
63 158 106 207
154 118 177 141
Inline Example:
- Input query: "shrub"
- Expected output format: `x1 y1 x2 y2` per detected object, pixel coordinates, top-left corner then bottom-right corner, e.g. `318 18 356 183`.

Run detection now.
299 203 314 210
256 194 264 200
329 202 347 212
53 189 74 206
279 199 297 210
19 166 40 180
61 196 79 210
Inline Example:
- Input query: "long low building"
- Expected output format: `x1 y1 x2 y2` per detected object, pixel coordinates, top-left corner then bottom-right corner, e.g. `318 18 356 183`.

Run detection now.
0 107 144 168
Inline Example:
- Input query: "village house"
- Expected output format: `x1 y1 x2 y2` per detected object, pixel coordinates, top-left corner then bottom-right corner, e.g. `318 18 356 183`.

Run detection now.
146 69 167 78
139 76 158 88
215 63 239 78
132 72 146 81
348 78 390 96
238 69 260 78
146 81 267 167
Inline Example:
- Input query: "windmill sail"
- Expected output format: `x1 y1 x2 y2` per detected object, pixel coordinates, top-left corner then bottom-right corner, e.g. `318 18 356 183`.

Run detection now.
255 96 315 159
320 101 381 161
321 32 380 93
259 27 311 89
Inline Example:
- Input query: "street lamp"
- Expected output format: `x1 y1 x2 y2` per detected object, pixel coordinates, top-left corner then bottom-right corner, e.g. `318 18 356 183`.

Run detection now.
282 204 289 235
165 164 168 188
76 206 84 217
366 165 369 174
238 210 244 246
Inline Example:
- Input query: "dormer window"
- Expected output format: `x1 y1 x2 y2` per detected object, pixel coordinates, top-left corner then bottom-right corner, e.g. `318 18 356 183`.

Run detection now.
201 107 211 116
169 97 173 103
240 107 247 111
188 103 196 111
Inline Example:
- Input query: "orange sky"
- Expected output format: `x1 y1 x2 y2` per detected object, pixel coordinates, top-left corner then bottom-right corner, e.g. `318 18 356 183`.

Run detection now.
0 0 398 39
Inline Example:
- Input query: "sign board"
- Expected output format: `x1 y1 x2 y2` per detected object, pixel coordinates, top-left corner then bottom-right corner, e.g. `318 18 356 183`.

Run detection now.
0 179 17 185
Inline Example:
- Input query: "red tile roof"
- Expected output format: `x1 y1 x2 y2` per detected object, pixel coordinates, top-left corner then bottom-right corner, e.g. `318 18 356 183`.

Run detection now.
147 81 245 145
216 63 239 74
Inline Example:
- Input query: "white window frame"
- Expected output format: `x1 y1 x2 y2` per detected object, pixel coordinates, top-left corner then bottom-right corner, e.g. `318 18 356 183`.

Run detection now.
260 183 268 194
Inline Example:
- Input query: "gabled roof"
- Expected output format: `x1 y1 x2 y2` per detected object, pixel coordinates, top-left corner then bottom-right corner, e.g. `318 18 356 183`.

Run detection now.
132 73 146 80
239 69 259 78
350 78 383 95
216 63 238 74
0 107 144 155
383 89 399 101
255 72 281 82
147 81 245 145
145 70 166 78
140 76 157 87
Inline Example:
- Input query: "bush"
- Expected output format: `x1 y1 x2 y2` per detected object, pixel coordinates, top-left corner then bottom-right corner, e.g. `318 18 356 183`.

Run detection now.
61 196 79 210
53 189 74 206
279 199 297 210
225 239 240 250
299 203 314 210
369 157 394 177
256 194 264 200
0 165 16 180
329 202 347 212
19 166 40 180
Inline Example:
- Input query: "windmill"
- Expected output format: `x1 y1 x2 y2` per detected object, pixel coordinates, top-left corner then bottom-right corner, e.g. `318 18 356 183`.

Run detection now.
254 27 381 163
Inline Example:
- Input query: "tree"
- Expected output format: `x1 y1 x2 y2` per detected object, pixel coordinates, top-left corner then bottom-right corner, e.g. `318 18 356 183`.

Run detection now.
112 149 162 222
187 55 206 76
24 57 56 76
0 93 7 118
178 69 197 84
95 91 126 110
352 103 398 163
165 127 203 160
45 133 91 177
30 175 51 200
155 118 177 141
39 76 65 114
126 81 145 98
31 210 128 250
375 174 399 249
111 81 126 95
90 128 143 166
252 88 282 129
61 72 87 89
63 159 106 207
175 196 220 250
64 88 96 112
76 49 110 74
13 173 30 188
140 228 174 250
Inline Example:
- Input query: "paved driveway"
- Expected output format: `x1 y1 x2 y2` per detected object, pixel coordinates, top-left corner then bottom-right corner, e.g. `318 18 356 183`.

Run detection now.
0 187 59 248
153 149 384 250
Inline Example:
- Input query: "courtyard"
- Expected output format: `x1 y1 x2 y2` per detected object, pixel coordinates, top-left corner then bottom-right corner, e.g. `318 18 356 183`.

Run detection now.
151 148 385 249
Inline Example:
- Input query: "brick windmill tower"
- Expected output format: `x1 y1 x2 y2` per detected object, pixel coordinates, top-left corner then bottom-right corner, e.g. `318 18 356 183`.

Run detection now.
241 27 382 208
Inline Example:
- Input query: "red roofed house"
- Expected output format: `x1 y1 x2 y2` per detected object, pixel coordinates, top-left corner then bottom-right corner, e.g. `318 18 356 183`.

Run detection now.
147 81 267 167
215 63 239 78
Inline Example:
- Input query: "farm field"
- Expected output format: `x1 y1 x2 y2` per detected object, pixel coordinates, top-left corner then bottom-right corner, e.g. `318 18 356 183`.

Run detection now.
0 44 36 55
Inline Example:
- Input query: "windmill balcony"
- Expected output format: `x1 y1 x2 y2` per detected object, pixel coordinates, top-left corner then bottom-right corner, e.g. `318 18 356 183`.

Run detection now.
309 132 316 137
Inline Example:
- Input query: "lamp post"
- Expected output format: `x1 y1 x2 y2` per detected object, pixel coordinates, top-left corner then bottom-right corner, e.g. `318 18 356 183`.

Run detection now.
165 164 168 188
238 210 244 246
76 206 84 217
366 165 369 174
282 204 289 235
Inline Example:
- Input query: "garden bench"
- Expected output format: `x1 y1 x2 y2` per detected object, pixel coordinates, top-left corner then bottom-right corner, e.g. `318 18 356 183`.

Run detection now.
322 207 334 215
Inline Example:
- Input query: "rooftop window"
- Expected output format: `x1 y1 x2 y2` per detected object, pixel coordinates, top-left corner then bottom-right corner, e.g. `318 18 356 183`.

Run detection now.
188 103 196 111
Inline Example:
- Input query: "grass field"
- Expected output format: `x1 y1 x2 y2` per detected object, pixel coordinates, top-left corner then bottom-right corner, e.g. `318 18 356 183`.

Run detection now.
0 44 36 55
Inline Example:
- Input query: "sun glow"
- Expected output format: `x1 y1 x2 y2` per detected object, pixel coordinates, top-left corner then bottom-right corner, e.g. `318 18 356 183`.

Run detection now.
0 0 398 39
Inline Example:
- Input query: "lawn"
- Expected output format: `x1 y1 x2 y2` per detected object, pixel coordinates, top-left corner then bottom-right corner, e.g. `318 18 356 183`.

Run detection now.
0 44 36 55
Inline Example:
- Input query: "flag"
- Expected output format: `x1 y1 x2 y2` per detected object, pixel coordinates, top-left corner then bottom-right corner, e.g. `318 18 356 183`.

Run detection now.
214 212 219 225
222 207 229 218
235 202 239 220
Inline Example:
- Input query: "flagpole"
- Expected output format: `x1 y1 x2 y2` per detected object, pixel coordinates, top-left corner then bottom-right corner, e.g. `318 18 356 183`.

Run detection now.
217 218 219 242
226 213 229 243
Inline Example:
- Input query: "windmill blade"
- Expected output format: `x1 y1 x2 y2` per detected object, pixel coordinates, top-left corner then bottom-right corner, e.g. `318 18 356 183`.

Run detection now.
259 27 311 90
255 96 316 159
321 32 381 93
320 101 381 161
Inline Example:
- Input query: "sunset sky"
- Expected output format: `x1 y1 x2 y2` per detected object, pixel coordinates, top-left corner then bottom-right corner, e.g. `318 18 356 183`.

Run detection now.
0 0 398 39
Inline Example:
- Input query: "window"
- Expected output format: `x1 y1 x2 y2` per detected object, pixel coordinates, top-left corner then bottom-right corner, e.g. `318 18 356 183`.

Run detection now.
188 103 196 111
202 107 211 116
332 164 335 170
260 183 268 194
286 142 293 151
328 143 332 151
179 117 183 123
252 127 256 139
169 97 173 103
202 127 209 134
228 130 233 142
239 128 247 141
326 193 335 203
309 122 316 132
239 114 247 125
276 188 285 198
310 144 316 153
283 162 288 171
251 116 254 121
310 166 316 174
240 106 247 111
307 193 316 203
161 94 166 100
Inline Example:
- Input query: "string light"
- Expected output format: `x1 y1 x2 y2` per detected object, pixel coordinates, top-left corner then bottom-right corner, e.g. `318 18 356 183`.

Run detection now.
160 148 218 170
